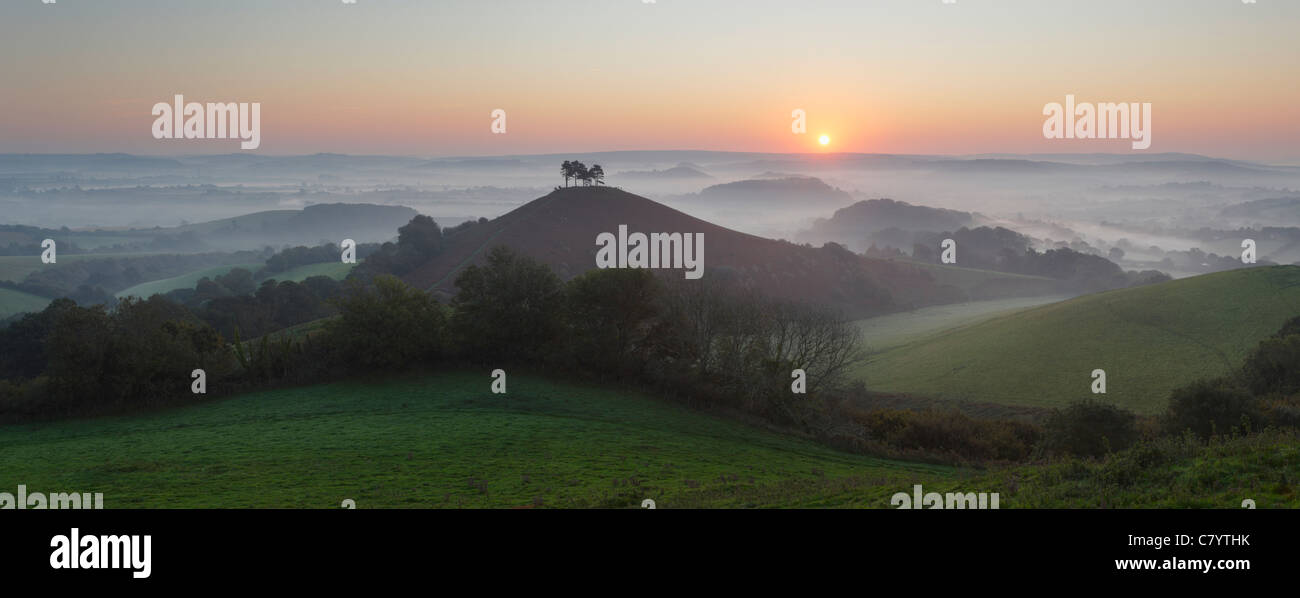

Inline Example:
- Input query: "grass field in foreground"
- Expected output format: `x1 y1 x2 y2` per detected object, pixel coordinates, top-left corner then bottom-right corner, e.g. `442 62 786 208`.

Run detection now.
854 266 1300 414
0 287 51 319
0 371 951 508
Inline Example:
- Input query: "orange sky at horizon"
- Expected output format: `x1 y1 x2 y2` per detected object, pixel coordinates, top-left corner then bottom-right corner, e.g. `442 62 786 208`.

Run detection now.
1 0 1297 163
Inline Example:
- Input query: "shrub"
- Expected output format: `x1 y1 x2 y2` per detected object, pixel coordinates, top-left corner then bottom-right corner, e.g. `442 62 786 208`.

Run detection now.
450 246 563 363
841 405 1042 464
561 268 661 376
1163 378 1260 439
1044 399 1138 458
324 275 447 373
1240 334 1300 396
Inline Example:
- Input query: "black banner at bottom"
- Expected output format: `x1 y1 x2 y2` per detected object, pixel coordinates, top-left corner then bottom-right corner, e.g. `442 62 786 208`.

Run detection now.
1 508 1285 588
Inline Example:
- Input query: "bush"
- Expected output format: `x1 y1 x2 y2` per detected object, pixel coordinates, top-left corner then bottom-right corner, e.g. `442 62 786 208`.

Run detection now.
1240 334 1300 396
450 246 562 363
840 405 1042 464
561 268 661 376
323 275 447 373
1163 378 1260 439
1044 399 1138 458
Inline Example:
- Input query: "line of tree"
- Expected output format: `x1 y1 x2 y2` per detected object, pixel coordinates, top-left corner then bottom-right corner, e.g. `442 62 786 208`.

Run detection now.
560 160 605 187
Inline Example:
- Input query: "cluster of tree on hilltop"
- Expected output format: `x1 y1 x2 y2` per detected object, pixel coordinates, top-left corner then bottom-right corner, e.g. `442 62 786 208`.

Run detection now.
560 160 605 187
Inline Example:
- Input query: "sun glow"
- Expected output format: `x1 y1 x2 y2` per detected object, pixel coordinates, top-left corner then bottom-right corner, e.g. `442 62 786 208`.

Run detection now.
818 134 830 145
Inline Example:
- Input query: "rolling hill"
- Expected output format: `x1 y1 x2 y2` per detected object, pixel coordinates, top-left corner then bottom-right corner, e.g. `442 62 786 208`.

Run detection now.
404 187 1004 318
796 198 975 250
854 265 1300 414
854 295 1071 353
168 202 416 248
3 367 1293 508
115 263 263 299
688 176 854 207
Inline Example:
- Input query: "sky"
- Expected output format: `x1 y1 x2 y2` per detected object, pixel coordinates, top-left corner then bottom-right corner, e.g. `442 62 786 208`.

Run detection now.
1 0 1297 162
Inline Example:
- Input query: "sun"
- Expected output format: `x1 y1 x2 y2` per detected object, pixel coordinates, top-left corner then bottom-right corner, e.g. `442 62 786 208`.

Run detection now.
818 134 830 146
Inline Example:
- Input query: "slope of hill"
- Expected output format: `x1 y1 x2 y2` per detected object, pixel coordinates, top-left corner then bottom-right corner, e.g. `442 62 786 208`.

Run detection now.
854 266 1300 414
618 164 713 179
0 287 50 319
170 203 416 247
0 371 950 508
115 263 263 299
854 295 1071 353
690 176 854 207
405 187 971 318
797 198 975 250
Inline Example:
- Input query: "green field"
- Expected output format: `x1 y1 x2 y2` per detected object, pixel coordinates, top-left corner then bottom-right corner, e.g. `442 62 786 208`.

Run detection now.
115 263 263 299
854 266 1300 414
0 287 51 319
0 253 163 283
855 295 1071 353
259 261 355 283
4 369 1296 508
113 261 353 299
0 371 951 508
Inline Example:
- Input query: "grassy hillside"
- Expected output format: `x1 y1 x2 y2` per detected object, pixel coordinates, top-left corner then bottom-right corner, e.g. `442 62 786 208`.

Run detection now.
0 287 50 319
854 295 1070 353
258 261 355 283
980 429 1300 508
115 263 263 299
0 371 950 508
3 369 1295 508
854 266 1300 414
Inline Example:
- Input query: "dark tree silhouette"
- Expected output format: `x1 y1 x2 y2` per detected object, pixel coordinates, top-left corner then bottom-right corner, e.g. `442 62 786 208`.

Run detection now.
572 161 590 186
560 160 606 187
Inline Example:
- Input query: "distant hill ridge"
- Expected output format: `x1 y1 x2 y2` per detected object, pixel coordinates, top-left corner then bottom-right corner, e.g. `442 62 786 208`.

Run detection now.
797 198 975 249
